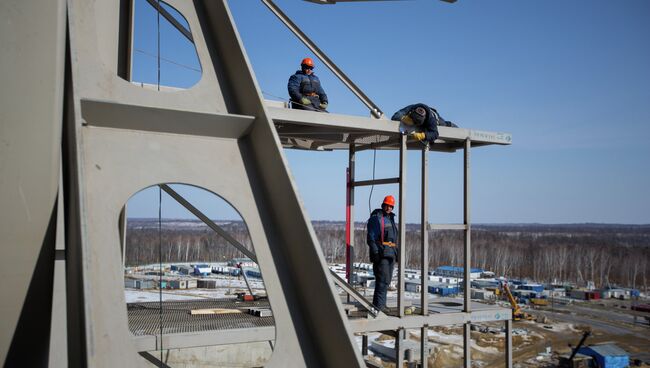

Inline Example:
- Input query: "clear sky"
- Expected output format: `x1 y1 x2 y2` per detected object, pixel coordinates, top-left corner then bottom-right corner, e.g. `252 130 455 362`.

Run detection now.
126 0 650 224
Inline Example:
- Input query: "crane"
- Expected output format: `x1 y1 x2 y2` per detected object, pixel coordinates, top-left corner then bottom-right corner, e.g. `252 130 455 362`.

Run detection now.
501 281 533 321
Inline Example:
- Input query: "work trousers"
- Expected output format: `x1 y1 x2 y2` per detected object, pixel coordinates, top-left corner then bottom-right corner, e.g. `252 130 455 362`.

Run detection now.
372 257 395 310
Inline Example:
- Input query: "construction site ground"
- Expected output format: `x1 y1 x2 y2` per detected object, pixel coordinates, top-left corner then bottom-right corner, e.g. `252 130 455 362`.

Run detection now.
362 297 650 367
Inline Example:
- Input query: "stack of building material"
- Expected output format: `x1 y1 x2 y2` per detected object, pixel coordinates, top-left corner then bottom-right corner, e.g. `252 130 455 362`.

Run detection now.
198 279 218 289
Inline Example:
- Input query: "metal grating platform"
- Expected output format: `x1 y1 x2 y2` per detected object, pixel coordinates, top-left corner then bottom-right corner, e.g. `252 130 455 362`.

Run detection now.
127 298 275 336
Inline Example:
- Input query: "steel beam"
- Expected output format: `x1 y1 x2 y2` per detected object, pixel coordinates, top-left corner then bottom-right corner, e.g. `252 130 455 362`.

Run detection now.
348 306 510 333
429 224 467 230
352 177 400 187
144 0 194 42
330 271 381 317
159 184 257 262
397 134 407 317
261 0 383 118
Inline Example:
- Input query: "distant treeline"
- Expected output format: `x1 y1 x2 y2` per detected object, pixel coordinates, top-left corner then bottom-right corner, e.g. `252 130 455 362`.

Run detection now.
125 219 650 291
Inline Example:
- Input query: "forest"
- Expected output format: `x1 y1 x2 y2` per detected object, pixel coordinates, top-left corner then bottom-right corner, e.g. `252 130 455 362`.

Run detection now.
125 219 650 291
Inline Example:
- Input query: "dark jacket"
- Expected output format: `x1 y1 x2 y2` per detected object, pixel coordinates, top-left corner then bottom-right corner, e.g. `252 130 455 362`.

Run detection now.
288 70 328 104
391 103 442 143
366 209 398 261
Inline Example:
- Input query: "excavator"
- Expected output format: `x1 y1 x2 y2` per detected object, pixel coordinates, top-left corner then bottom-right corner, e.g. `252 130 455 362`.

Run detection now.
501 281 534 321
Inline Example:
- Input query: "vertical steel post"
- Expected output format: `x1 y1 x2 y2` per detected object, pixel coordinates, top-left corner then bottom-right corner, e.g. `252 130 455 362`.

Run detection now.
362 334 368 356
398 134 407 317
463 323 471 368
346 144 356 285
421 145 430 368
421 146 429 316
421 325 428 368
463 138 472 368
463 139 471 312
396 328 405 367
505 319 513 368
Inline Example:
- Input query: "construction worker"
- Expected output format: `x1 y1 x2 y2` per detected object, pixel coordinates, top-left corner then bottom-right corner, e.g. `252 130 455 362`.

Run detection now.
392 103 457 144
287 57 328 112
366 195 399 310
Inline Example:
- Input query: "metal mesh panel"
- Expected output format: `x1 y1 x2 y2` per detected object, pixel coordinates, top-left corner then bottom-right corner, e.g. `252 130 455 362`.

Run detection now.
127 298 275 336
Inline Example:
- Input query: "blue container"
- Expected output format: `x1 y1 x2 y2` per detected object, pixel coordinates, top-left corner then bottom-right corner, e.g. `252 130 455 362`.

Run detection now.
578 344 628 368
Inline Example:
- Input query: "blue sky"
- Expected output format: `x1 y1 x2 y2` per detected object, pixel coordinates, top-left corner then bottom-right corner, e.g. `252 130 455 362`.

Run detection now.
127 0 650 224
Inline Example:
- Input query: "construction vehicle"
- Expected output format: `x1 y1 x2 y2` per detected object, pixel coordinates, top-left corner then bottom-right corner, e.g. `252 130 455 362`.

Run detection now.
559 330 592 368
530 298 549 306
501 282 534 321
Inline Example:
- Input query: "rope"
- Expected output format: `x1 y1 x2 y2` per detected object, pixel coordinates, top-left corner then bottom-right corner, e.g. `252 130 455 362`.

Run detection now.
134 48 201 73
156 5 162 361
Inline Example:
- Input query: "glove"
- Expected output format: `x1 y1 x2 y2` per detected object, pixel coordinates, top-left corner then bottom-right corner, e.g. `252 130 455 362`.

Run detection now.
319 102 328 110
300 97 311 106
410 132 426 141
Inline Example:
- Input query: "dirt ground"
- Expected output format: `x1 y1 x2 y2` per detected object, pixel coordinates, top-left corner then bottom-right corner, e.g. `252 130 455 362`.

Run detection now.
367 300 650 367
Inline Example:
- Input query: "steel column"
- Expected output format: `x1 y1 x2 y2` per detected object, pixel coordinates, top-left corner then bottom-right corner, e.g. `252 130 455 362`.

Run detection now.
347 144 355 283
395 328 405 367
421 144 430 368
421 325 428 368
505 319 513 368
463 323 471 368
398 134 407 317
421 146 429 316
260 0 383 118
463 138 471 313
463 138 472 368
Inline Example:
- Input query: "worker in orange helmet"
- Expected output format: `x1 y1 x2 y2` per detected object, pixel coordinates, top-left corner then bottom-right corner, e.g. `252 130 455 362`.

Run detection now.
366 195 399 310
287 57 329 112
392 103 458 144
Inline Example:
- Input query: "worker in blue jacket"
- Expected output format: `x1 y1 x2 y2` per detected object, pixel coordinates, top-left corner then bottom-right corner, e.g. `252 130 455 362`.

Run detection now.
392 103 457 144
287 57 328 112
366 195 398 310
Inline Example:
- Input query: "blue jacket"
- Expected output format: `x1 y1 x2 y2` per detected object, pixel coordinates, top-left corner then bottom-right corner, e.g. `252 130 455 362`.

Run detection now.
391 103 440 143
366 209 398 260
288 70 328 104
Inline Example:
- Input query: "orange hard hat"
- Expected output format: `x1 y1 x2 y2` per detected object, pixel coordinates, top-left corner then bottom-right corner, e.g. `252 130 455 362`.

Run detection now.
382 195 396 207
301 57 314 67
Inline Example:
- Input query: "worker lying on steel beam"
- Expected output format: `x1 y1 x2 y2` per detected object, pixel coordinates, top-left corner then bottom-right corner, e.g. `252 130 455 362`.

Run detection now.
392 103 457 144
287 57 329 112
366 195 399 310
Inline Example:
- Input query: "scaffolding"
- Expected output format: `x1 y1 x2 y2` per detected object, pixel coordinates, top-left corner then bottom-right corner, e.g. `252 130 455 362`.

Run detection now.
273 106 513 367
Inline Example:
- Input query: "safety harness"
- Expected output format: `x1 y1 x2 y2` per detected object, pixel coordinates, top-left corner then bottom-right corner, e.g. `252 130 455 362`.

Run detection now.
380 213 396 247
